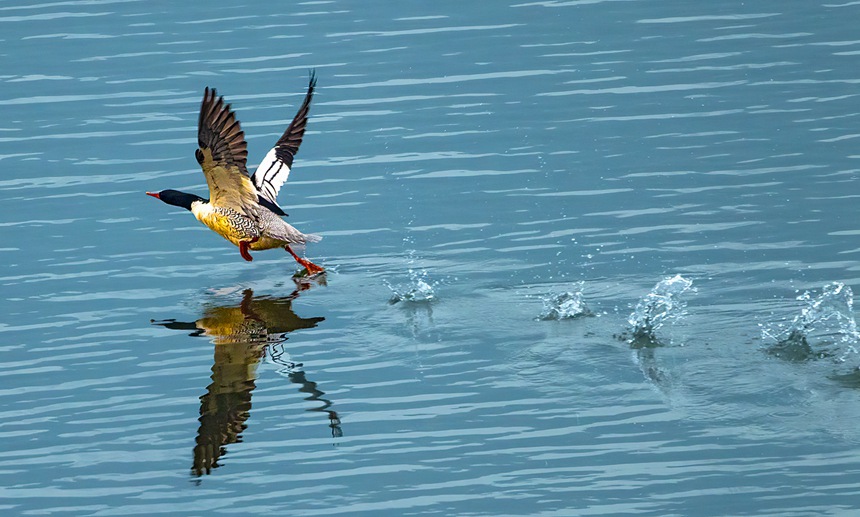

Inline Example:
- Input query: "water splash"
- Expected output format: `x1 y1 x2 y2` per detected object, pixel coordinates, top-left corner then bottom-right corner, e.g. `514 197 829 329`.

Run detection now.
626 274 694 346
761 282 860 364
385 268 437 304
536 285 593 321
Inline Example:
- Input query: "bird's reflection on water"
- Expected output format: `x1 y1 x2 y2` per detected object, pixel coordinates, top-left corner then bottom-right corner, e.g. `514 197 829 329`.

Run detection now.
152 278 340 477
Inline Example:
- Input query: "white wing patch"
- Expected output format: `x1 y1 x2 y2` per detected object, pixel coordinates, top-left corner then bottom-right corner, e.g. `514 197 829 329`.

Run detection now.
252 146 291 205
250 72 315 206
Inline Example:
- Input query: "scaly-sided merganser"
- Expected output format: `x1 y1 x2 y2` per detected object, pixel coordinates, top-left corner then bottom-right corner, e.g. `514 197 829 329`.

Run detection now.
147 72 324 274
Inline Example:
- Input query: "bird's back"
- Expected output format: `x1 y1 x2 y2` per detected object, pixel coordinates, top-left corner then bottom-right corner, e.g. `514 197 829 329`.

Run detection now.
247 209 321 251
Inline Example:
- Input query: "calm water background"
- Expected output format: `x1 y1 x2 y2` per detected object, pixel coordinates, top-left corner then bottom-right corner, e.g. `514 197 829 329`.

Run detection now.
2 0 860 515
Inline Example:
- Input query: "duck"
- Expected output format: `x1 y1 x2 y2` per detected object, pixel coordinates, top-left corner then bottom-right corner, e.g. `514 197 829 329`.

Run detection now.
147 72 324 274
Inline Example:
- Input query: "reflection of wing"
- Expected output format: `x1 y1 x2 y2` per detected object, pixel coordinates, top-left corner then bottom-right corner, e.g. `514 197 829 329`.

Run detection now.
252 71 316 206
196 87 259 219
193 340 261 476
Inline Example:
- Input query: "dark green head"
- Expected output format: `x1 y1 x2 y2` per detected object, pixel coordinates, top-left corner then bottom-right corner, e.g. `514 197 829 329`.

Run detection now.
146 189 206 211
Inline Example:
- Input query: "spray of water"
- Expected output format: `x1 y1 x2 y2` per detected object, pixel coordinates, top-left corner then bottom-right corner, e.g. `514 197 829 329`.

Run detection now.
626 274 694 345
761 282 860 364
536 285 593 321
384 268 437 304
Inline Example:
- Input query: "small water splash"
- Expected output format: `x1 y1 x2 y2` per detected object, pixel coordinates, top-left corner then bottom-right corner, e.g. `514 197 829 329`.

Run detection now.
761 282 860 364
536 285 593 321
385 268 437 304
625 274 694 346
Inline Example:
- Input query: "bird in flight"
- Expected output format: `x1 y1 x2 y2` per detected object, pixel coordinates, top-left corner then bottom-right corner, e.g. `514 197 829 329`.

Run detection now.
147 72 324 275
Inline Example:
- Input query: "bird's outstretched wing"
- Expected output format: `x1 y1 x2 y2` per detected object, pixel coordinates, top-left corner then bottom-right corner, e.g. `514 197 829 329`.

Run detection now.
252 70 317 207
196 87 259 219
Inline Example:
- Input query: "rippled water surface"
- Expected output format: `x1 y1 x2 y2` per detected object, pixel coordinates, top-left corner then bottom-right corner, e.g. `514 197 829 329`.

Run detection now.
3 1 860 515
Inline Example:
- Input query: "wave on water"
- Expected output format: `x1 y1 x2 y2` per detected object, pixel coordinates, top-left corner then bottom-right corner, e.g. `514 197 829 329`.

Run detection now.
623 274 694 347
536 284 593 321
761 282 860 367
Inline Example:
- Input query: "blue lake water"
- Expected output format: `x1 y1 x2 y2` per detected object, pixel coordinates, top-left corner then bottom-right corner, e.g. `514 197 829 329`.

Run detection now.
3 0 860 515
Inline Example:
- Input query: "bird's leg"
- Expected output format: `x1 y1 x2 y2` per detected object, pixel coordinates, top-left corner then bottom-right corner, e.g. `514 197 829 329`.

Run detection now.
285 245 325 274
239 237 259 262
239 241 253 261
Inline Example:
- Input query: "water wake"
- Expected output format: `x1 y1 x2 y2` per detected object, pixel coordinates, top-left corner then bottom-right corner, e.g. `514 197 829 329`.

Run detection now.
625 274 694 346
761 282 860 365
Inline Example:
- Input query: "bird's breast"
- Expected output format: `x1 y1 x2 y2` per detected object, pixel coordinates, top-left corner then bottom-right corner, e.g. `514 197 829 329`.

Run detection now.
191 201 260 245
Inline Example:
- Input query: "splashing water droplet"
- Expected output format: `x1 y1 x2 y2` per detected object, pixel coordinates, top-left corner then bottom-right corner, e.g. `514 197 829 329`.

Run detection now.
627 274 694 344
536 287 592 321
385 269 437 304
762 282 860 364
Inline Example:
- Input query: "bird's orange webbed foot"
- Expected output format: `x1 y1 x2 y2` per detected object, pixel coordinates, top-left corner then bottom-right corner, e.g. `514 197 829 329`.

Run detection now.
239 237 259 262
301 260 325 275
285 245 325 275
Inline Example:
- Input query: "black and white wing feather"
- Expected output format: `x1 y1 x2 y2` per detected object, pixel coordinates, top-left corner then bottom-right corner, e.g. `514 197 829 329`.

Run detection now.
252 70 316 208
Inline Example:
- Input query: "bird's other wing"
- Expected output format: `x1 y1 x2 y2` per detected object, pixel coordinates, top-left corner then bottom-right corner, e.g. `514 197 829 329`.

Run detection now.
196 87 259 219
252 70 317 206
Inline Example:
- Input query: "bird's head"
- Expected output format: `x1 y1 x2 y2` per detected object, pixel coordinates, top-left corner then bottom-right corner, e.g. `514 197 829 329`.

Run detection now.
146 189 206 211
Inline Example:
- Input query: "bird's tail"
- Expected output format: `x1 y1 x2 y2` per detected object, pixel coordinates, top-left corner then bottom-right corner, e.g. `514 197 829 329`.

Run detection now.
303 233 322 244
